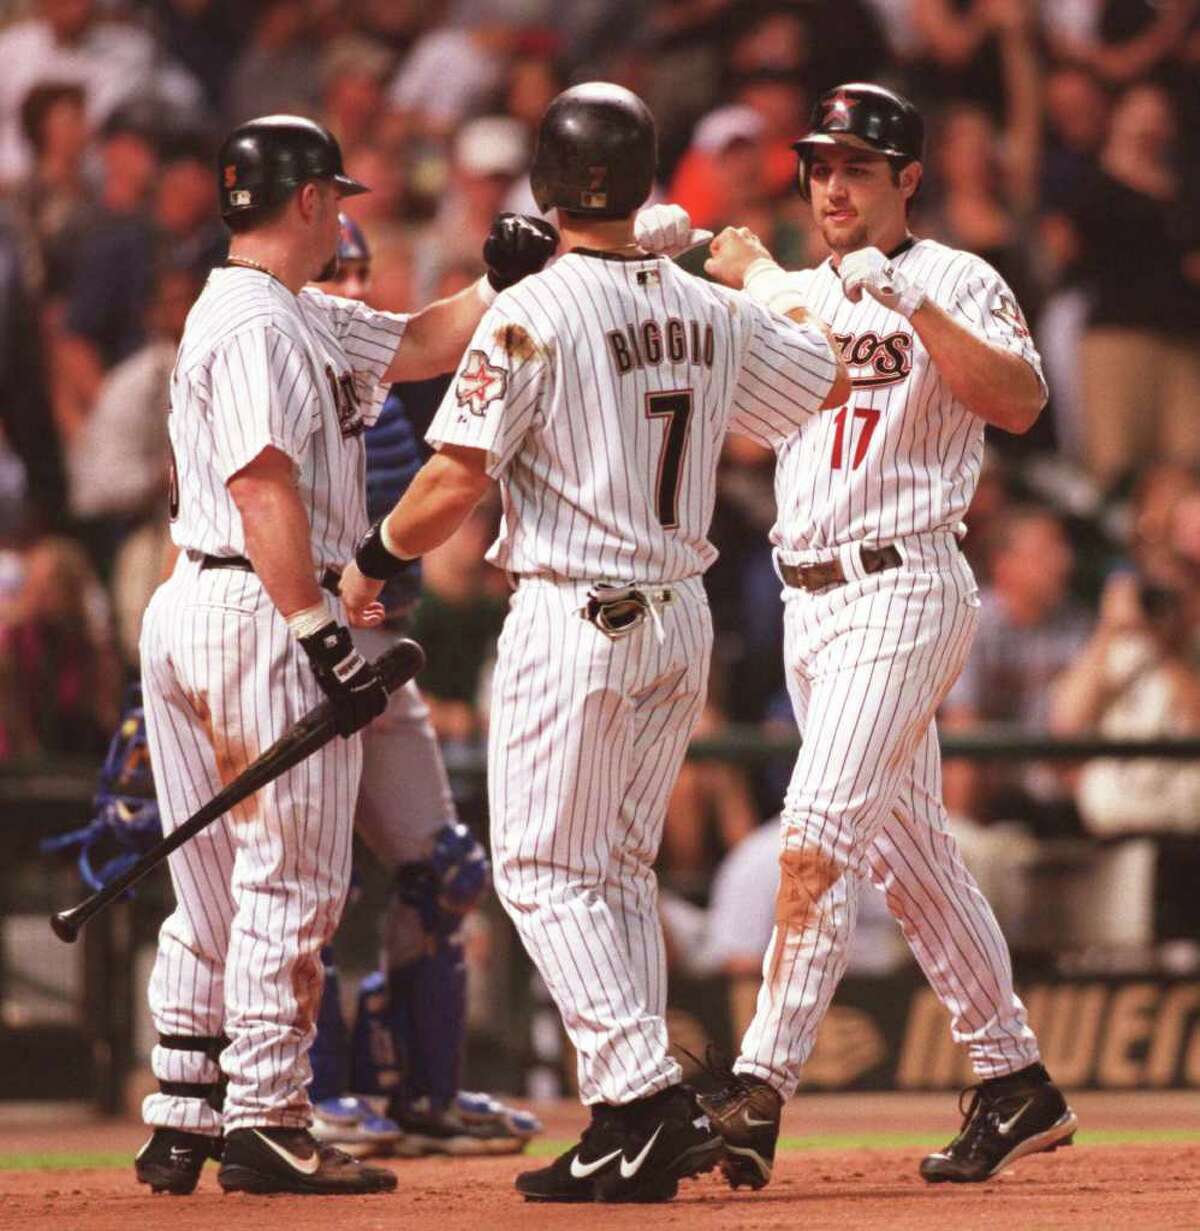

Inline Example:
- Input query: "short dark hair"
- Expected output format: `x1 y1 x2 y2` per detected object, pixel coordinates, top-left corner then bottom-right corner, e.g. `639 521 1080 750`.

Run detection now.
223 197 292 234
19 82 85 154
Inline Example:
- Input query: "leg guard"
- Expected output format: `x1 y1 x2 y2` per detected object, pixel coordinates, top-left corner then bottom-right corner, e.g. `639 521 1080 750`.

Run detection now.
308 946 348 1104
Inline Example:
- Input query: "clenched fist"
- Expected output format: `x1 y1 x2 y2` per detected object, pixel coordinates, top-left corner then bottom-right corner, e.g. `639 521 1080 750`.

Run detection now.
704 226 775 289
484 213 560 292
634 204 714 258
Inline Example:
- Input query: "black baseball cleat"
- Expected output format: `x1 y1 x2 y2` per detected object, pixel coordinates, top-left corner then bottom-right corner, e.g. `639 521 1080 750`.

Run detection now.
695 1068 782 1190
593 1085 724 1204
135 1128 223 1195
920 1063 1078 1183
217 1126 397 1194
515 1104 627 1202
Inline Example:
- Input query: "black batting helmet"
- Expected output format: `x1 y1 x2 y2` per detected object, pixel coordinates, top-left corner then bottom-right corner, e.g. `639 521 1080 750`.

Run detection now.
218 114 368 223
530 82 656 219
793 83 924 199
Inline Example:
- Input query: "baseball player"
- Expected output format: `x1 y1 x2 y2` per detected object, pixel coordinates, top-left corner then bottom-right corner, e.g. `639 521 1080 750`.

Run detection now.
134 114 553 1196
306 215 543 1157
339 82 850 1204
696 83 1078 1188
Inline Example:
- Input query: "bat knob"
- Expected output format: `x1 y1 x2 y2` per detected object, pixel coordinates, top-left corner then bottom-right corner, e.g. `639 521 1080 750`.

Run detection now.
50 911 80 944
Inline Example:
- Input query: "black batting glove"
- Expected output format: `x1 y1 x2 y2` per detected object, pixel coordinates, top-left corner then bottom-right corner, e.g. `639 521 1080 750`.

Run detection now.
484 212 559 292
299 621 388 737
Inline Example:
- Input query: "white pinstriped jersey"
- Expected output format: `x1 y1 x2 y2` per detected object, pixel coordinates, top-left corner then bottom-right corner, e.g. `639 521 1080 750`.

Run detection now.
167 266 408 568
427 249 839 581
772 238 1046 554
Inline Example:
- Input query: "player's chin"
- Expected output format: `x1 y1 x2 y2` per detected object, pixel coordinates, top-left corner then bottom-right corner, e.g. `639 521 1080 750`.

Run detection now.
821 218 869 254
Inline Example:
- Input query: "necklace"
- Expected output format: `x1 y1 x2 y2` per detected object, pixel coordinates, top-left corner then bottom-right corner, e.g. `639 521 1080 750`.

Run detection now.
226 254 285 283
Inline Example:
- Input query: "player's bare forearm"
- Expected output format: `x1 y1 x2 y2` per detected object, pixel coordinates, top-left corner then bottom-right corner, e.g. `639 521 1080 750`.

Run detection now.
387 285 489 382
228 447 324 617
911 300 1045 433
789 310 851 409
382 445 492 557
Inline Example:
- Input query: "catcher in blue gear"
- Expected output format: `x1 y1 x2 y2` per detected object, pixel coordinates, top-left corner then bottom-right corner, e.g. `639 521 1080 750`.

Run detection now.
306 216 541 1157
42 684 163 896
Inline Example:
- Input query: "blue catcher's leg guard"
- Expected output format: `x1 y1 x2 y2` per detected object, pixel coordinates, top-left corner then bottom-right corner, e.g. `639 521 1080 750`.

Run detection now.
308 946 347 1104
349 970 405 1098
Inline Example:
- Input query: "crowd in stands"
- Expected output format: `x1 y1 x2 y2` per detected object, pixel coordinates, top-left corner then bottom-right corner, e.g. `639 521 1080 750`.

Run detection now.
0 0 1197 939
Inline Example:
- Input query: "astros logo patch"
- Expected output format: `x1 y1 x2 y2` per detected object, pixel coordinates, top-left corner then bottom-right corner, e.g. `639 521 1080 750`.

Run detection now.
456 350 508 416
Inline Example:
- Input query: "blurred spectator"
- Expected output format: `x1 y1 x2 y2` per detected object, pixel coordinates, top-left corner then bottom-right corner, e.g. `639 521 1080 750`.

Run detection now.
154 131 226 278
50 105 160 445
408 503 509 743
503 53 566 128
225 0 321 125
0 218 66 533
1050 490 1200 837
6 82 93 297
318 33 396 156
942 506 1090 834
153 0 242 112
0 0 200 184
1055 82 1200 486
731 70 809 200
68 262 199 588
662 685 760 893
669 104 767 231
412 114 527 301
1042 0 1197 86
0 534 121 759
386 19 514 138
1040 65 1112 208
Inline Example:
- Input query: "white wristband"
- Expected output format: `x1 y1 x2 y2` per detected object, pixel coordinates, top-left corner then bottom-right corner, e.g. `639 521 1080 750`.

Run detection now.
476 275 497 307
286 601 332 639
743 258 807 317
380 516 412 561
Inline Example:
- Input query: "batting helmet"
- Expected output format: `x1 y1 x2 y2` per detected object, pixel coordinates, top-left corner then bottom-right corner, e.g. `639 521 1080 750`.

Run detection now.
218 114 368 222
793 83 924 198
336 213 371 264
530 82 656 219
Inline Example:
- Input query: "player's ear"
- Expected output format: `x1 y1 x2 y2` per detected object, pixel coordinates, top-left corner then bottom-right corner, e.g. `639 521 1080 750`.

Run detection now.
295 181 321 223
899 160 922 204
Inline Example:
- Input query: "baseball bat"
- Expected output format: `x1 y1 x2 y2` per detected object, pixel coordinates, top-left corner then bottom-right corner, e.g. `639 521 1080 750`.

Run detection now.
49 638 425 944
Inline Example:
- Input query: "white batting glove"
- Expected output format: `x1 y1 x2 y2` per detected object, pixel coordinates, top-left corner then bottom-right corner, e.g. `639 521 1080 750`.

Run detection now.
635 204 714 258
839 246 926 318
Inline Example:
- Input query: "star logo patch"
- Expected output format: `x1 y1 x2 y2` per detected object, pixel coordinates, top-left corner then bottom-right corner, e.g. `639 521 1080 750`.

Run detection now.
822 90 859 130
990 292 1030 339
456 349 508 416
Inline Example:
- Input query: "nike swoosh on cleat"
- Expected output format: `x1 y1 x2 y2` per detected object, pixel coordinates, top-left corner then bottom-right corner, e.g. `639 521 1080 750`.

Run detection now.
998 1098 1034 1136
252 1130 321 1175
742 1111 776 1128
168 1147 193 1160
569 1148 622 1179
619 1124 664 1179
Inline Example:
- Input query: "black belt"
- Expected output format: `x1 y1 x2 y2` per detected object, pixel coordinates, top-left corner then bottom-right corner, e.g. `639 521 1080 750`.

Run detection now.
199 553 342 598
779 544 902 591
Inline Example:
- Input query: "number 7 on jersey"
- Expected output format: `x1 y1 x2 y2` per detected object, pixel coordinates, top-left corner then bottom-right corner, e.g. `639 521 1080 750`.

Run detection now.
645 390 693 527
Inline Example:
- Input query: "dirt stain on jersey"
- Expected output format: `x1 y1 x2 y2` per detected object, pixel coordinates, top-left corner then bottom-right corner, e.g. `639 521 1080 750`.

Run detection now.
292 951 322 1033
193 692 258 823
767 847 842 984
494 322 538 362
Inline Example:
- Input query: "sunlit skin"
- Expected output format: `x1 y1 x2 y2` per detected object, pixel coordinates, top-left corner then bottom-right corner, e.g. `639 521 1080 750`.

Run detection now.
806 143 921 262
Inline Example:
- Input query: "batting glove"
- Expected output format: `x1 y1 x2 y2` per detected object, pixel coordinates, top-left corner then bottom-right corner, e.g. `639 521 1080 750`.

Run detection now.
299 621 388 737
483 212 560 292
839 246 926 318
635 204 714 257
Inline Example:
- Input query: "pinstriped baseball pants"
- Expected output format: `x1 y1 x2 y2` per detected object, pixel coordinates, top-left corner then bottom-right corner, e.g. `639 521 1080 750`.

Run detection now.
737 543 1041 1096
488 575 711 1106
139 556 359 1134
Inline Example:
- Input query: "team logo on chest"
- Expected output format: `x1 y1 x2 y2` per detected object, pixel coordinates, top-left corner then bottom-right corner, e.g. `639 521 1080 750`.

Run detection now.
324 365 365 437
456 349 508 416
833 329 913 389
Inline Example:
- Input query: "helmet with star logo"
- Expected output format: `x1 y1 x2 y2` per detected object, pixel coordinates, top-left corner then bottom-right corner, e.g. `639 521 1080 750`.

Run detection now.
793 83 923 199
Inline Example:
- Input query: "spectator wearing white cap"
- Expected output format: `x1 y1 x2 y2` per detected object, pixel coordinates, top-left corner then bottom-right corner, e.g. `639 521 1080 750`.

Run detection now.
412 115 530 303
669 104 766 231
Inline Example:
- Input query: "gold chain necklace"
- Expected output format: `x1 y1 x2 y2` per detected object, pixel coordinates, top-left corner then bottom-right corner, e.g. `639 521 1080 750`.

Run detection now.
226 254 286 284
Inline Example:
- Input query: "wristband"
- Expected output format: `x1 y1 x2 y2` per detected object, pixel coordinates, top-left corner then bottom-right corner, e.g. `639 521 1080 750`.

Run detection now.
354 519 409 581
286 602 332 640
743 258 807 316
477 275 498 307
